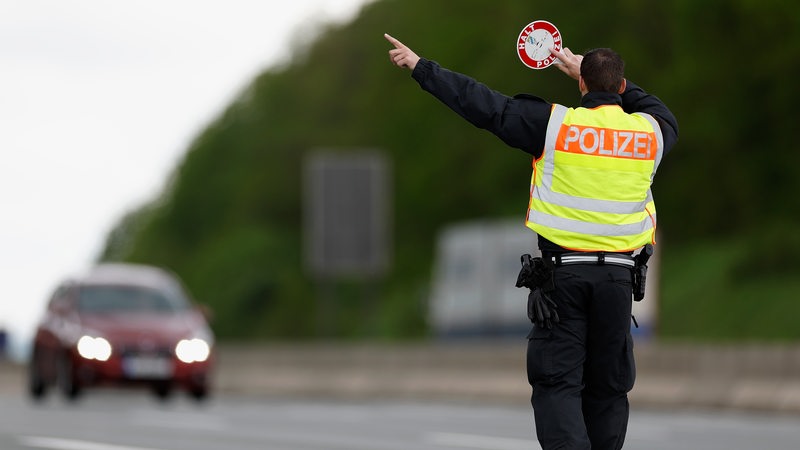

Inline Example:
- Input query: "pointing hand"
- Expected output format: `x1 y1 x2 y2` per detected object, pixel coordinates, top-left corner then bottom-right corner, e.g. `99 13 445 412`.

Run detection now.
385 33 420 71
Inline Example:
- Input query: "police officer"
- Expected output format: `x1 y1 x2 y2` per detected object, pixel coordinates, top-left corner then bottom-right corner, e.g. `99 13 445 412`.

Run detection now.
385 33 678 450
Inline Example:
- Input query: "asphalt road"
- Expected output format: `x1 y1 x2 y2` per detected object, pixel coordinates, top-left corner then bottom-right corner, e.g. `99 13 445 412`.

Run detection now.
2 391 800 450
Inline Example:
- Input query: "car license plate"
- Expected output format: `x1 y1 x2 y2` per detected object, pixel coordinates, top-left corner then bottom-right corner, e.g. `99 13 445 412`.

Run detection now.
123 356 173 379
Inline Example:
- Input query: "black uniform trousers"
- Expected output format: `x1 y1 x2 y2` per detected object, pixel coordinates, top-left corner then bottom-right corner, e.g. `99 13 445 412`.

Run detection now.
527 263 636 450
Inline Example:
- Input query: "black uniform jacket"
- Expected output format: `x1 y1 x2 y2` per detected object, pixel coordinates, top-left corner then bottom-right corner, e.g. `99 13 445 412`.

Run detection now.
411 58 679 252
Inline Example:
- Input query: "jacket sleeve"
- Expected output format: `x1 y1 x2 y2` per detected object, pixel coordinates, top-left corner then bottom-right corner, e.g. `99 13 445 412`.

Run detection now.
621 80 679 156
411 58 552 157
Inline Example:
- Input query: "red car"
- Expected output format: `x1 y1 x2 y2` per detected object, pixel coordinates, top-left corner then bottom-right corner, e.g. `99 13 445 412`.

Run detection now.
29 263 214 401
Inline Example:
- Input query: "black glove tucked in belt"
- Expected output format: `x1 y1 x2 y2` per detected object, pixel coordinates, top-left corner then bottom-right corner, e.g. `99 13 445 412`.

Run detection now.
528 288 559 329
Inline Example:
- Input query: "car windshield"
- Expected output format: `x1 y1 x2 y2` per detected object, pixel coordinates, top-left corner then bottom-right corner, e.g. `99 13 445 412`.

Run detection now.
77 285 187 314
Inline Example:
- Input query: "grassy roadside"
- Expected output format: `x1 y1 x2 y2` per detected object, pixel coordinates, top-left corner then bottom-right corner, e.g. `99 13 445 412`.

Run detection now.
659 236 800 341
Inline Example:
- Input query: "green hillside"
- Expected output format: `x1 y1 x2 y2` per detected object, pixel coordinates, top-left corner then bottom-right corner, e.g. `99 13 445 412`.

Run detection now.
99 0 800 341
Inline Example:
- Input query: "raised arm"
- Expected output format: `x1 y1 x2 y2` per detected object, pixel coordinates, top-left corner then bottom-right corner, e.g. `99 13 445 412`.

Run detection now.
620 81 679 155
384 34 552 156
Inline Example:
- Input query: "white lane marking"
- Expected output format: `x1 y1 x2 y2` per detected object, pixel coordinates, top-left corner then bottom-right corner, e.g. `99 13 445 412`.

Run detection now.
128 409 228 431
427 432 541 450
18 435 170 450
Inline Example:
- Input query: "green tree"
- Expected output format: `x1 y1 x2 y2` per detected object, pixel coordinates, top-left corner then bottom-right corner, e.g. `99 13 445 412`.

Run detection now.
98 0 800 340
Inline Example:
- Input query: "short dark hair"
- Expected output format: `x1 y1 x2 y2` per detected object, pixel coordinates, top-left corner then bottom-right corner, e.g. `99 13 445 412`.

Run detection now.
580 48 625 93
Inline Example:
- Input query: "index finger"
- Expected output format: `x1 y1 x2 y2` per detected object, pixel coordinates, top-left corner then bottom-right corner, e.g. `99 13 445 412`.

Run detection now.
384 33 406 49
549 47 570 62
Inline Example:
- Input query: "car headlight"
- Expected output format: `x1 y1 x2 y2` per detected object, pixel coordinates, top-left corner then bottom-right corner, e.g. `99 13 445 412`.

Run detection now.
175 338 210 363
77 335 112 361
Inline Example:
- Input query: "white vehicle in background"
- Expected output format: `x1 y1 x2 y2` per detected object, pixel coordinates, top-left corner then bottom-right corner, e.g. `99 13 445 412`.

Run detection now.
429 219 658 338
429 219 537 337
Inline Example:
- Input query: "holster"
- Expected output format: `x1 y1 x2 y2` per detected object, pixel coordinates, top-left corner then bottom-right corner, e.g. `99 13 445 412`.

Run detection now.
515 254 554 292
632 244 654 302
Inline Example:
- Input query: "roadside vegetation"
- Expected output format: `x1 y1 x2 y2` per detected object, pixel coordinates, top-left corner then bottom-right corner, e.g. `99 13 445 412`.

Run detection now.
98 0 800 341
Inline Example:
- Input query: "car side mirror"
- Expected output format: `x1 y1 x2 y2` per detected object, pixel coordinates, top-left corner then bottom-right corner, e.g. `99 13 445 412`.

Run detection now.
195 304 214 323
51 301 71 316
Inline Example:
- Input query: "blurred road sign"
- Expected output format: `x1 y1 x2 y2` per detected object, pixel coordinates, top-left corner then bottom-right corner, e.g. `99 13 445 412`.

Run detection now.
304 151 391 278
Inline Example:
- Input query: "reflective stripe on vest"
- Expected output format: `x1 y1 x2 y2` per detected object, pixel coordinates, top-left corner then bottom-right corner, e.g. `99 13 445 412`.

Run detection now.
525 104 664 251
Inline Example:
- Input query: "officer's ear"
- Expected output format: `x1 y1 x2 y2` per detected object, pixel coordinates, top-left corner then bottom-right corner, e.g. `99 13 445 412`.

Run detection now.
617 78 627 94
579 76 588 96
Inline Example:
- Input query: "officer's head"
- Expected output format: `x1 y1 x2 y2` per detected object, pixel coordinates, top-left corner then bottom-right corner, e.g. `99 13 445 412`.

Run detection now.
579 48 626 95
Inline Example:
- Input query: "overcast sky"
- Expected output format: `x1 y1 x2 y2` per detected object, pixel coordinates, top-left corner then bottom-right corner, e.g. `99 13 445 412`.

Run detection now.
0 0 370 358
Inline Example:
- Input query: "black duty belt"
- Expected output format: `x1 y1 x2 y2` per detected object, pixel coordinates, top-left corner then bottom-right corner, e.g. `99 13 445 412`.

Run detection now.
550 252 635 268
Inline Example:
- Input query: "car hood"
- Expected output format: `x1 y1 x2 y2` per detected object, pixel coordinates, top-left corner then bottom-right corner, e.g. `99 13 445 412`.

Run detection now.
78 312 205 344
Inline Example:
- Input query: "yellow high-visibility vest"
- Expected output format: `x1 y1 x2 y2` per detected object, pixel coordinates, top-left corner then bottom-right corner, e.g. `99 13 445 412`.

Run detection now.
525 104 665 252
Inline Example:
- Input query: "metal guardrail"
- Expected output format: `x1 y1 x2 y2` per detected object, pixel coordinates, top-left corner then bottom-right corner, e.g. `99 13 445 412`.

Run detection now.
4 342 800 413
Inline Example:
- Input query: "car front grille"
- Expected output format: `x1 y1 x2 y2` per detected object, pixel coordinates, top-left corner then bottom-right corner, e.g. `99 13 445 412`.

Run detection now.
118 343 173 358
